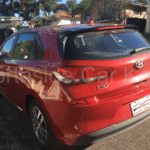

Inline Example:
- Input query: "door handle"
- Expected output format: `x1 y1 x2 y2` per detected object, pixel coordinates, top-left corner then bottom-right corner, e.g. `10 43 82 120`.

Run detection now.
0 65 7 70
19 68 25 72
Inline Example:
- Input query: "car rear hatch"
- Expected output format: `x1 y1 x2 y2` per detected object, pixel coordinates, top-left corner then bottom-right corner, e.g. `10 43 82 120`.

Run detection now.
57 25 150 100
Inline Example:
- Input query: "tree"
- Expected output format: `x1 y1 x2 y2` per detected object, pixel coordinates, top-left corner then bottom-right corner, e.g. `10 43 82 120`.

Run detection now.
0 0 20 16
0 0 59 27
72 0 91 15
53 3 69 13
34 15 58 27
0 0 40 27
14 0 40 27
54 0 77 24
39 0 59 17
54 0 91 24
38 0 59 26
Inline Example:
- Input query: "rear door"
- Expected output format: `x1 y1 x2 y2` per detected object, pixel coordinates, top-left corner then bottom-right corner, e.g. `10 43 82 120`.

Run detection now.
0 35 18 96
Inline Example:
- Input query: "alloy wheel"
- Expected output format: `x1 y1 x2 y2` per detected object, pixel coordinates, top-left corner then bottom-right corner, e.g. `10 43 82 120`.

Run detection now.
31 106 48 145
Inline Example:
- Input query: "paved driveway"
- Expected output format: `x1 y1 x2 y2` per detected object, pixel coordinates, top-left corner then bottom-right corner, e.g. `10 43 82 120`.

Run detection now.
0 96 150 150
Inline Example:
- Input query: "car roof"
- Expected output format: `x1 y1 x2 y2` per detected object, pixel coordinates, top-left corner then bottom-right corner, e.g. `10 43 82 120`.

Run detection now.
13 23 138 38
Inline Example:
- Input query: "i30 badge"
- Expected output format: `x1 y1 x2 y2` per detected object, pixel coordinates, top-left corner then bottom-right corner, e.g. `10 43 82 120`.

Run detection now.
135 60 144 69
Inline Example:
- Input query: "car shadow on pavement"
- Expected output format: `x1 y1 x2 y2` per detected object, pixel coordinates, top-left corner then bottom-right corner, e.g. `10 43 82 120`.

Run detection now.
0 96 91 150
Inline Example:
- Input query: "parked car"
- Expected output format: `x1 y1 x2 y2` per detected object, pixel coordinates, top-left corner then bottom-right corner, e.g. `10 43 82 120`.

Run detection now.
1 21 150 150
0 28 14 46
0 16 23 46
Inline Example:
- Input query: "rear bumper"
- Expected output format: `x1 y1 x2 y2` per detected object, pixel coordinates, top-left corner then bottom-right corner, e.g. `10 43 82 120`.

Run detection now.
73 109 150 145
45 81 150 146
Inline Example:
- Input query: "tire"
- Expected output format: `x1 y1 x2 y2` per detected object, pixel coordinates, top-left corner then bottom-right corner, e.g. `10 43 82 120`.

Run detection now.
29 99 57 150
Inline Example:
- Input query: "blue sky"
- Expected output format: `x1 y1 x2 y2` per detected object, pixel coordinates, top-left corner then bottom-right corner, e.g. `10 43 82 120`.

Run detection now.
58 0 83 4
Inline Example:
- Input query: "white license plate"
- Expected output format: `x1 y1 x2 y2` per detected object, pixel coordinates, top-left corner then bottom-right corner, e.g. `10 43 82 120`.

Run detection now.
130 95 150 116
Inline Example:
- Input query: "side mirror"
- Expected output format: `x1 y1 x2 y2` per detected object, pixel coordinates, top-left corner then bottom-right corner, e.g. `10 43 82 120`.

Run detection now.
0 51 3 56
0 51 4 58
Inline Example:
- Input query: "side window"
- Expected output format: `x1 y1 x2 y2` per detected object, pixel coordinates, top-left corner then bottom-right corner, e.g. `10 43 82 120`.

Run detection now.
13 34 34 59
0 36 16 59
35 34 44 59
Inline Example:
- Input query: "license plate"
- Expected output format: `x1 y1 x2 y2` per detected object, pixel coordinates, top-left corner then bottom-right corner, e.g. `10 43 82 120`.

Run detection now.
130 95 150 116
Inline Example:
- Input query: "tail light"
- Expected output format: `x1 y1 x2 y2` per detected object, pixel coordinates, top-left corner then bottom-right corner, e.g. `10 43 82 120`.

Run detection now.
52 67 113 84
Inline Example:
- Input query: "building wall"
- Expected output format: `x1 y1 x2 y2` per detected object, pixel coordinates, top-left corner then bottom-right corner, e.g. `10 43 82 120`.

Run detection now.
57 19 71 25
76 21 80 24
57 19 81 25
92 0 105 21
81 0 147 24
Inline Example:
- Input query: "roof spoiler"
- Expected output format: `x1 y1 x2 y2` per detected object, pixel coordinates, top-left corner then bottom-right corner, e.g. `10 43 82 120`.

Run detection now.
64 24 139 36
57 24 139 40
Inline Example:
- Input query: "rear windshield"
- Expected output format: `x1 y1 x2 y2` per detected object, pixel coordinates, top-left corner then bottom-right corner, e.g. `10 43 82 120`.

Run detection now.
58 29 150 60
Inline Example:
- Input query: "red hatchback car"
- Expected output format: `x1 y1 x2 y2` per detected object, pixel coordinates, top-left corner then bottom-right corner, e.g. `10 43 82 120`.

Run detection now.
1 22 150 149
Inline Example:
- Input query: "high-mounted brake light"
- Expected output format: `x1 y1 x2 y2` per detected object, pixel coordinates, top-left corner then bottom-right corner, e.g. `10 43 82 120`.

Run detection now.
95 25 125 31
84 17 94 26
52 67 113 84
89 18 94 26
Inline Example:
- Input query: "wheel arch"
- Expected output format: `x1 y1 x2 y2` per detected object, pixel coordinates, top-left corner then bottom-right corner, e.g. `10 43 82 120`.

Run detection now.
25 94 35 116
24 93 56 130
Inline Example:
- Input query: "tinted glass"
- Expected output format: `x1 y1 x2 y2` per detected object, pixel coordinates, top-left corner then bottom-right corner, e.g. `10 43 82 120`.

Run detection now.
62 29 150 60
35 34 44 59
13 34 34 59
0 36 16 59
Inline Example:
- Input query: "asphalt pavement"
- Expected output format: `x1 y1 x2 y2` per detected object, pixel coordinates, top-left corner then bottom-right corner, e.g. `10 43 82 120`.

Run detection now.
0 95 150 150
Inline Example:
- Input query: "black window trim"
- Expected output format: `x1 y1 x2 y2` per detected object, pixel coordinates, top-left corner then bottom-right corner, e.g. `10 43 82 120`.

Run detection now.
0 33 19 60
11 32 36 61
34 32 45 61
0 31 45 61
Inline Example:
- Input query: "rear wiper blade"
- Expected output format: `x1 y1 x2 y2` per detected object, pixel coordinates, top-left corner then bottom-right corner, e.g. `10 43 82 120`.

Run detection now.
130 47 150 54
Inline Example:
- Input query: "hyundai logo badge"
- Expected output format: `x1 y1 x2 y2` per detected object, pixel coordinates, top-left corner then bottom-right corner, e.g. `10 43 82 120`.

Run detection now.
135 60 144 69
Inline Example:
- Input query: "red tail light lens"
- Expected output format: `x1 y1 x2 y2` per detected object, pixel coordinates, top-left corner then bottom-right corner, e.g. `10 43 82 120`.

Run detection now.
95 26 125 31
52 67 113 84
